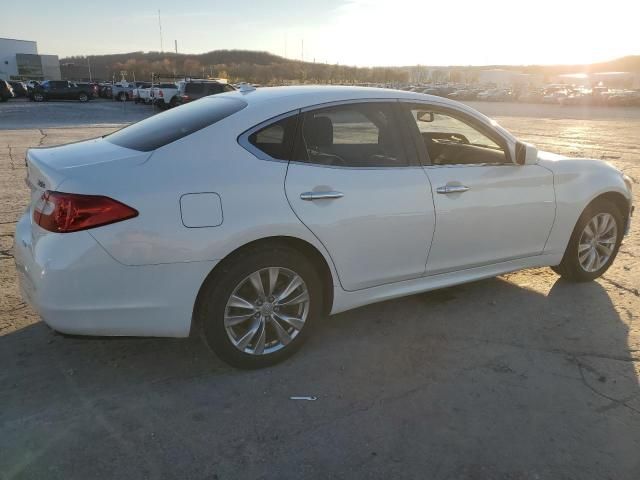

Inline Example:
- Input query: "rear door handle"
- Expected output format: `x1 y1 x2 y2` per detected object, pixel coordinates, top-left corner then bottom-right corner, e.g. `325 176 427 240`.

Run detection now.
300 191 344 201
436 185 470 194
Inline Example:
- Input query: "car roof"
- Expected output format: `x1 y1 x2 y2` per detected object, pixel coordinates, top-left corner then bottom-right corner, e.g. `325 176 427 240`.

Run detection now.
215 85 515 144
221 85 474 110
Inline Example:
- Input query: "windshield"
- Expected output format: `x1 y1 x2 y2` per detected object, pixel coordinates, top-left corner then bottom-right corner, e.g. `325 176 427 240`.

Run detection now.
105 96 247 152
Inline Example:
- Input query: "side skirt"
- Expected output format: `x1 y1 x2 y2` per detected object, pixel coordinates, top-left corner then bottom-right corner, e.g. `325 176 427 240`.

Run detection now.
330 253 563 315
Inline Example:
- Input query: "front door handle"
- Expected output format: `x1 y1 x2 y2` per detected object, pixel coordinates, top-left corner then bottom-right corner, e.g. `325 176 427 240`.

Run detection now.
300 191 344 201
436 185 470 194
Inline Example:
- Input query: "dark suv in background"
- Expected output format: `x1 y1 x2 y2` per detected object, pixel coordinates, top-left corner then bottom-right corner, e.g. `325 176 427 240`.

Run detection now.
174 80 235 106
30 81 94 102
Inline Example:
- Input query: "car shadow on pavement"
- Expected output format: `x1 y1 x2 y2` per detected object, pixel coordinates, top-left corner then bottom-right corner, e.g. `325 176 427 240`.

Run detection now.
1 274 639 479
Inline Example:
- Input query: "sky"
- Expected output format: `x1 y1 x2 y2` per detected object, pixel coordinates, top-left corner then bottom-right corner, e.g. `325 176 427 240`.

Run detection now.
2 0 639 66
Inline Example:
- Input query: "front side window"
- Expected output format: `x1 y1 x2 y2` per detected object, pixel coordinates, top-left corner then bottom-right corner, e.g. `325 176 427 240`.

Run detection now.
295 103 407 167
406 107 508 165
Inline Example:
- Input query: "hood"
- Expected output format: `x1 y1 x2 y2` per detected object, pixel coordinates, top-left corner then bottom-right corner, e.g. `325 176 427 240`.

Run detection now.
536 149 623 175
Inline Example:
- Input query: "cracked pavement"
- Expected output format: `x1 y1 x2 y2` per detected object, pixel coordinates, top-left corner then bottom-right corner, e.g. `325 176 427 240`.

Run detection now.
0 102 639 479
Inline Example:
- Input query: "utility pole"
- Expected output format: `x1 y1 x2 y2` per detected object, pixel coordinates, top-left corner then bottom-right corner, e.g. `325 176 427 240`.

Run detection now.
87 56 92 82
174 40 178 80
158 10 164 52
301 39 304 62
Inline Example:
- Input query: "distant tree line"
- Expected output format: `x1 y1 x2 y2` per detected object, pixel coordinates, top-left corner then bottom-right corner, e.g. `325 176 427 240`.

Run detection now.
60 49 410 84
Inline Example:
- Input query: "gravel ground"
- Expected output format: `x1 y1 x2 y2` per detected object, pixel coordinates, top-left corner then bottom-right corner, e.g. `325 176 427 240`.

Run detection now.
0 102 639 480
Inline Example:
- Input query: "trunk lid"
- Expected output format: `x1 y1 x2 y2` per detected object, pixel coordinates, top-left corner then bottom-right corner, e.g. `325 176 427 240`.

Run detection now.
25 136 152 218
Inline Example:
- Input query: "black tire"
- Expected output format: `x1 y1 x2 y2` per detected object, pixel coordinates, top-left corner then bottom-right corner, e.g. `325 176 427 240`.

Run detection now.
169 97 179 108
0 96 7 102
551 199 624 282
196 245 323 369
78 93 89 102
117 92 126 102
33 93 45 102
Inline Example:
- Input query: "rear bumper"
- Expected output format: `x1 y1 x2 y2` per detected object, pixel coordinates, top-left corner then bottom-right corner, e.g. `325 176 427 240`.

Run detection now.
13 212 216 337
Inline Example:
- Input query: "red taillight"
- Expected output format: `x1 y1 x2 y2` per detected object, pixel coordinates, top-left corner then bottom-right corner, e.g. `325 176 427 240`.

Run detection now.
158 90 164 97
181 95 190 102
33 191 138 233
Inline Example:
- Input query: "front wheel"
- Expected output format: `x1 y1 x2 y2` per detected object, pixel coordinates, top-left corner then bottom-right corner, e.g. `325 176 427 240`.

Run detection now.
78 93 89 102
196 246 323 369
552 199 624 281
33 93 44 102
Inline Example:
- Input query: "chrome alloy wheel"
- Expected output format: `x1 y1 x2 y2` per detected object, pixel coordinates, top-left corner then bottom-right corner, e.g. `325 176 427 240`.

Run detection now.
578 213 618 272
224 267 310 355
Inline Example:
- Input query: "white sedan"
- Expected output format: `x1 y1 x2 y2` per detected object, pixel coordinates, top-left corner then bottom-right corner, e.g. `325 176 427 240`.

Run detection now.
14 86 634 368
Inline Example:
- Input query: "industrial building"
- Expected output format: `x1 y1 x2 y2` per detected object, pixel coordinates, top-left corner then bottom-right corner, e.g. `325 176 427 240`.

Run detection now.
0 37 61 81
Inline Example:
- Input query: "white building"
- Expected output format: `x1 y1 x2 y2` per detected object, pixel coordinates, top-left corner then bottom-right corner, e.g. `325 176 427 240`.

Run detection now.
0 37 61 81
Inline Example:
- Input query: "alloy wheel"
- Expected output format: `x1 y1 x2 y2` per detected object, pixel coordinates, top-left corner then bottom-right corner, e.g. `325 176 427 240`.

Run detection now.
224 267 310 355
577 212 618 272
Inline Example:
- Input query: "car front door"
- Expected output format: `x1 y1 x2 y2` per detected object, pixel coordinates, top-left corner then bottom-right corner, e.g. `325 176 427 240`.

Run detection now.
283 101 436 291
49 81 65 99
400 103 556 275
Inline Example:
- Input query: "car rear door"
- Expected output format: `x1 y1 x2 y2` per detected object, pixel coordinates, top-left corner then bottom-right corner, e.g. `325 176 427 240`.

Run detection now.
282 101 436 291
400 102 555 274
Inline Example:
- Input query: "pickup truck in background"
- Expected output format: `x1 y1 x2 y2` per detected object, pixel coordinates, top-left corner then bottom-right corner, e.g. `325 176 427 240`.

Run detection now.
151 83 179 109
133 83 153 104
30 81 93 102
111 82 140 101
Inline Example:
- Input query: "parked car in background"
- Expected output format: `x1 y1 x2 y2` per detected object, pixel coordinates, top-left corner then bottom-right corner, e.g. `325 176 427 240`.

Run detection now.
151 83 179 109
0 80 15 101
111 82 137 101
133 83 153 104
518 90 544 103
14 86 633 368
30 81 93 102
447 89 477 100
100 83 114 99
75 82 99 98
173 80 235 107
9 81 28 97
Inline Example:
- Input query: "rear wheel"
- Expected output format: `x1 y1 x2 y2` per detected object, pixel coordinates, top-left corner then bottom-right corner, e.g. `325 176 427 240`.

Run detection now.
33 93 44 102
117 92 126 101
78 93 88 102
196 246 323 369
551 199 624 281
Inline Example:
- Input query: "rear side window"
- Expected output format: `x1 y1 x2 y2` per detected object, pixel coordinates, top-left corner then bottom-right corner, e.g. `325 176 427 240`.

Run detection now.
106 96 247 152
294 103 408 167
247 115 298 160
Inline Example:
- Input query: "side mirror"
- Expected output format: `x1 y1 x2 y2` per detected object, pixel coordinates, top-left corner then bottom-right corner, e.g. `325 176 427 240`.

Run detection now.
417 111 435 123
515 141 538 165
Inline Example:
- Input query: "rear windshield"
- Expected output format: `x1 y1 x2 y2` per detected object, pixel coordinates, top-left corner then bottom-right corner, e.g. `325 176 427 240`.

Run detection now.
105 96 247 152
